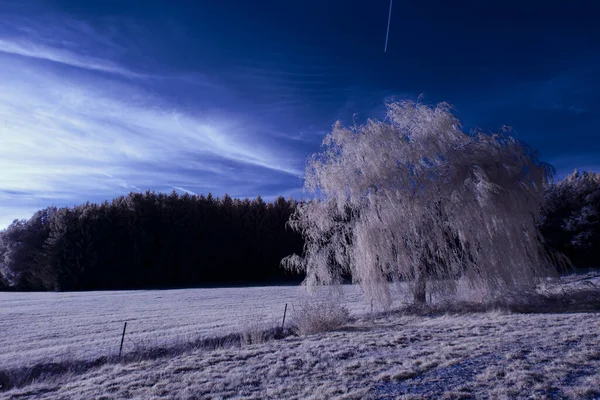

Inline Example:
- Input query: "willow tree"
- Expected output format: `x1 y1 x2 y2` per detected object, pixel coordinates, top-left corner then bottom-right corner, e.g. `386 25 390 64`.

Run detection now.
283 101 558 308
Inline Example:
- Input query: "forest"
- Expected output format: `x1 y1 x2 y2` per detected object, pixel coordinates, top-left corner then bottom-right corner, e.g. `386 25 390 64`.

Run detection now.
0 170 598 292
0 193 304 291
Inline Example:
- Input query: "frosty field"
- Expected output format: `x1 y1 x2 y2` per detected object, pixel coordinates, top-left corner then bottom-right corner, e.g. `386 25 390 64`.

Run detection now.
0 285 380 373
2 276 600 399
3 310 600 399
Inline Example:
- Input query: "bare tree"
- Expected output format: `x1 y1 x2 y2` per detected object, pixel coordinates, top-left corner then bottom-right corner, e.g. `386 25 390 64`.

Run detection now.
283 101 560 308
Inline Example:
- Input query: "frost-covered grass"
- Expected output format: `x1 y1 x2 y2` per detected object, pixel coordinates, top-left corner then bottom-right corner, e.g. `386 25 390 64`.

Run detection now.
2 274 599 398
4 309 600 399
0 285 381 373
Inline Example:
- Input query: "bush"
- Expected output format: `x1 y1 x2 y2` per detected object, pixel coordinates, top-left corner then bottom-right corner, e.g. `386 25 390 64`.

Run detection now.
291 300 350 336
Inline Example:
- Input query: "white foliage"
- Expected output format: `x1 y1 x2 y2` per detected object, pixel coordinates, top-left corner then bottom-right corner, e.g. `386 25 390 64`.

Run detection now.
283 101 559 308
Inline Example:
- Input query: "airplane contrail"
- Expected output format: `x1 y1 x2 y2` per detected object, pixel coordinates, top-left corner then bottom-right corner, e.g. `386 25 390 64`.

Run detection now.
384 0 393 52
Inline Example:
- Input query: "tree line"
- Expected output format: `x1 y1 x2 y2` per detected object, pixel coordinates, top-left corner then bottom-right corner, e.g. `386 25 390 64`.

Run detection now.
0 192 304 291
539 170 600 271
0 170 598 292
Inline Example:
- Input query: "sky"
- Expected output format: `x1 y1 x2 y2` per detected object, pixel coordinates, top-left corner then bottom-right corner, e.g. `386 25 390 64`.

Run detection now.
0 0 598 228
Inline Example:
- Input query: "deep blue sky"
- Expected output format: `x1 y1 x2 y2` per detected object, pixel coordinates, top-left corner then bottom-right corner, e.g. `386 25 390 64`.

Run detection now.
0 0 598 227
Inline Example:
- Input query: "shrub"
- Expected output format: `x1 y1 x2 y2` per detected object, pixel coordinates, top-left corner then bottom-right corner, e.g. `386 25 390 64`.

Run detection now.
291 300 350 336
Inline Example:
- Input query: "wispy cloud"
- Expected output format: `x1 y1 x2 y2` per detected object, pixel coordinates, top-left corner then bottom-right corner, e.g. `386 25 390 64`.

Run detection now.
0 38 145 78
170 186 197 195
0 8 376 228
0 47 304 227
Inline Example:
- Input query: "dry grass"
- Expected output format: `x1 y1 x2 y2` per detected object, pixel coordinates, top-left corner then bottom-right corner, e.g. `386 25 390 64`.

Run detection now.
291 300 350 336
3 310 600 399
0 285 373 373
2 274 600 398
239 312 285 345
394 286 600 317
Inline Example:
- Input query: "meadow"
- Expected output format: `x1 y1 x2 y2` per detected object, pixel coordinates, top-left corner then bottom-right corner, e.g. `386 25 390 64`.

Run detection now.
1 275 599 399
0 285 378 373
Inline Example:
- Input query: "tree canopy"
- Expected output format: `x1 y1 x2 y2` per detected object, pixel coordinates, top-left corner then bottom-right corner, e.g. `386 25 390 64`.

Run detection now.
540 170 600 269
284 101 561 307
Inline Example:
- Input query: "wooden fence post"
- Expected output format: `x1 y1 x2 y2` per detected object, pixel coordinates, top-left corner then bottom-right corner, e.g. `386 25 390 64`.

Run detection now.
119 322 128 358
281 303 288 331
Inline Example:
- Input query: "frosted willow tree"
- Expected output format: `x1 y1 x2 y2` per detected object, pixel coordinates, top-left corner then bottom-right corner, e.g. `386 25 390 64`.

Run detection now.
283 101 559 308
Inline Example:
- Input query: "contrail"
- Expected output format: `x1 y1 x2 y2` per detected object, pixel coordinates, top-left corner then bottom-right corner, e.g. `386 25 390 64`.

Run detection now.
384 0 393 52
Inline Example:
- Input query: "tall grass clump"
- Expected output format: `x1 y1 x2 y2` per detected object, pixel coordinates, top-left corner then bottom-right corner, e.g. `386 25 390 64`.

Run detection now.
291 300 350 336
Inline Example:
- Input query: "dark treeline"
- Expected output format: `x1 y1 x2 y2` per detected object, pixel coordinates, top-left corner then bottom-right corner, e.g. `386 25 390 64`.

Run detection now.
539 170 600 271
1 170 598 292
0 192 304 291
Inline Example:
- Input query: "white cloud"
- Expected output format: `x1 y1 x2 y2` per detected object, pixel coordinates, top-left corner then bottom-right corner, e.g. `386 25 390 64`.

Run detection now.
0 11 326 229
170 186 197 195
0 38 144 78
0 50 303 227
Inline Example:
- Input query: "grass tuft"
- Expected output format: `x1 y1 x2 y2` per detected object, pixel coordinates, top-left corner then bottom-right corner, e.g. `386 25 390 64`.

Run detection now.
291 300 350 336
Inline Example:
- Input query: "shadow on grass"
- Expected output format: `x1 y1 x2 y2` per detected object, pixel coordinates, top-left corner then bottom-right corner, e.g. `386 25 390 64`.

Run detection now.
393 287 600 317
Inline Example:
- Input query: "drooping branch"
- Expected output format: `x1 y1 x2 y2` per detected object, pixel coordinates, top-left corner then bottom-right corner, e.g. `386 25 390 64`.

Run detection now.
283 100 562 308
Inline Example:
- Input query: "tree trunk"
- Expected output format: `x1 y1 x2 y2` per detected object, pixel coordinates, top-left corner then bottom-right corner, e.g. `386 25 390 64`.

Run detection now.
413 262 427 304
414 276 427 304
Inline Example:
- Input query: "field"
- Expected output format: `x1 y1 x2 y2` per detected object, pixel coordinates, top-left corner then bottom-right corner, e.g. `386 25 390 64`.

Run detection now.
0 285 379 373
1 276 600 399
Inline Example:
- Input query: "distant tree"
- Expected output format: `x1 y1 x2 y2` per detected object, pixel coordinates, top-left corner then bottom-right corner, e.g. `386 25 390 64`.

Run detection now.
0 270 7 290
540 170 600 269
283 101 560 307
0 208 57 290
43 207 82 290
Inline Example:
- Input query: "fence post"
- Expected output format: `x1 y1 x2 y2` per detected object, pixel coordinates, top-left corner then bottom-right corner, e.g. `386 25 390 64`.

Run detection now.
119 322 128 358
281 303 288 331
